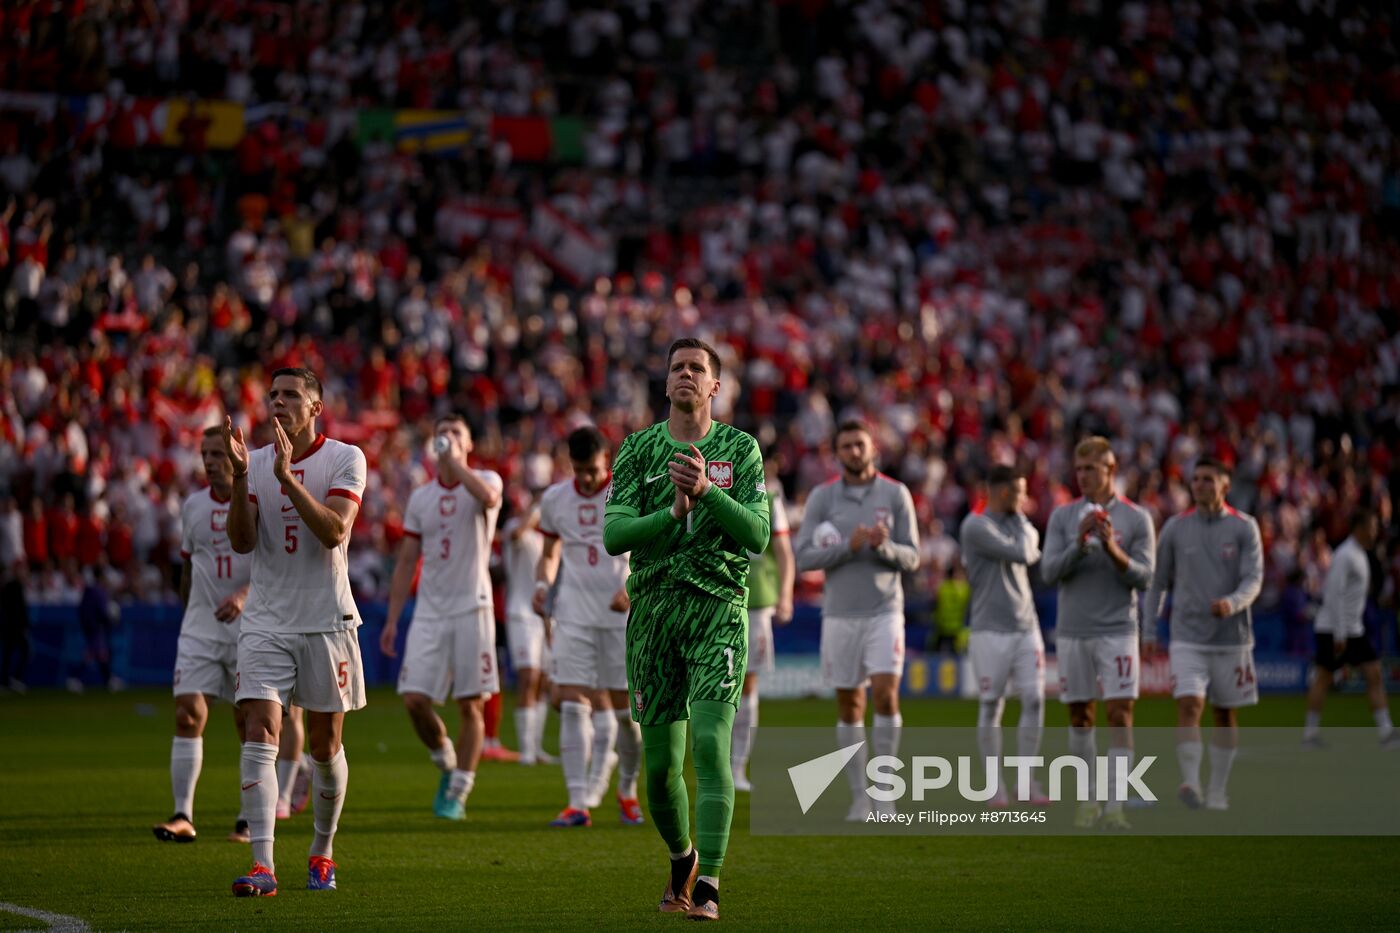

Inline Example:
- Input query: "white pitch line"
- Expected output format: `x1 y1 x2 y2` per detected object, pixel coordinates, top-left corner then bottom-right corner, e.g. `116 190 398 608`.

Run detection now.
0 902 93 933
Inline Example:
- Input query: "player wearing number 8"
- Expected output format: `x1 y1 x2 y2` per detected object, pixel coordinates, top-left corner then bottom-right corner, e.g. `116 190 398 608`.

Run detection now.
222 367 369 896
604 338 770 921
535 427 644 828
380 414 504 821
1144 457 1264 813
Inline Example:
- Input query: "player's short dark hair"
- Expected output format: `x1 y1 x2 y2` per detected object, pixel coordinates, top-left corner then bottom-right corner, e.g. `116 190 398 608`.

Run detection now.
833 420 873 448
1193 457 1231 478
270 367 322 400
1351 506 1377 530
202 426 222 438
435 413 470 434
986 464 1023 488
567 426 608 462
667 337 722 379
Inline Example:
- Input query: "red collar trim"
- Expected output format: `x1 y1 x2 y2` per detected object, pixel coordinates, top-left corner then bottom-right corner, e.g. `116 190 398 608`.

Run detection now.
209 486 231 505
438 477 460 490
291 434 326 463
575 472 612 498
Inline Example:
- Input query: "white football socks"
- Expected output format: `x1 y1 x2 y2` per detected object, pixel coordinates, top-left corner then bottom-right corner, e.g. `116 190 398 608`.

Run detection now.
836 720 868 798
171 736 203 819
515 706 535 763
1068 727 1097 800
587 709 619 801
559 701 593 810
731 692 756 777
1206 743 1235 806
615 709 642 799
240 741 279 870
448 768 475 804
1177 740 1204 790
1105 746 1132 813
276 757 299 808
430 739 457 774
873 711 902 761
310 747 347 859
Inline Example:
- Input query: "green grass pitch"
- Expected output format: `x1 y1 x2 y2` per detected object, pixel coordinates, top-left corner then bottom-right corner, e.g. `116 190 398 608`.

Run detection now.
1 689 1397 931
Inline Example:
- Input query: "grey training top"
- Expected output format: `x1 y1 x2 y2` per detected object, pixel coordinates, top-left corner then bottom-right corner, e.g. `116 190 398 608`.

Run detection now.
794 474 921 619
1041 497 1156 638
1144 505 1263 648
959 510 1041 633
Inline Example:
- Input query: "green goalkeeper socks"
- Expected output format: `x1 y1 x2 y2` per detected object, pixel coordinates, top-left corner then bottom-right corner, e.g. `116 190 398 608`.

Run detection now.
641 720 690 855
691 700 736 876
641 701 738 877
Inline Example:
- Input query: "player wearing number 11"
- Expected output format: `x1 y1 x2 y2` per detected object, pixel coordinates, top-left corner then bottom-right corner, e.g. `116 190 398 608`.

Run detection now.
604 338 770 922
222 367 369 897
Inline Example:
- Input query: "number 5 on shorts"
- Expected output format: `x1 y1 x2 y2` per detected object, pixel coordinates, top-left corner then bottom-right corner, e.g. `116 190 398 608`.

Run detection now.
337 660 348 689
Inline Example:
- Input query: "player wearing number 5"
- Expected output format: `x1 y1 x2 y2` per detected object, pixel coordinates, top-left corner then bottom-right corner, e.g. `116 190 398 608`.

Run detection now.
222 368 369 896
536 426 644 829
604 338 770 922
380 414 504 821
1144 457 1263 812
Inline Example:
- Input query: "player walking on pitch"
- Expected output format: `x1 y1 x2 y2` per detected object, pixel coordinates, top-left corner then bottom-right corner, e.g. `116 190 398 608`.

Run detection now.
1040 437 1155 828
730 461 795 793
536 427 644 827
794 422 920 819
503 488 554 766
153 427 252 845
380 414 504 820
222 368 368 896
959 465 1047 806
1302 507 1396 747
1145 457 1263 811
604 338 770 921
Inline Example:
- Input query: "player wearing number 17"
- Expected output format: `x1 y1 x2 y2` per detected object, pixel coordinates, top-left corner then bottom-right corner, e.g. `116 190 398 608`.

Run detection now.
222 368 369 897
604 338 770 922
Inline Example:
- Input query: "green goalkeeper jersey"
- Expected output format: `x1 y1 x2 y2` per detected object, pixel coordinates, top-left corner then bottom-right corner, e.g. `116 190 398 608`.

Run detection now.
605 420 769 606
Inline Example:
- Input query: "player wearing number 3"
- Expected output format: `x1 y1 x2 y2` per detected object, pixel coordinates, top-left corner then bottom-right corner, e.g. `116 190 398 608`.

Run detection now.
381 414 504 821
1144 457 1263 812
222 367 369 896
604 338 770 922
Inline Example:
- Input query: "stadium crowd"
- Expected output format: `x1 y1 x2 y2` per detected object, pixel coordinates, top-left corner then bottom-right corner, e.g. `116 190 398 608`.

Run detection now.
2 0 1398 658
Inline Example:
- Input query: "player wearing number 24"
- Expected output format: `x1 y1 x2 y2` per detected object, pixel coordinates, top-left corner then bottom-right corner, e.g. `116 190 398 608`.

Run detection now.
221 367 369 897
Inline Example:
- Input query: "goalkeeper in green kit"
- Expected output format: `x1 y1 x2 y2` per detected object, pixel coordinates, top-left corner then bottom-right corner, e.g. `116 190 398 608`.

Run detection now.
604 338 770 922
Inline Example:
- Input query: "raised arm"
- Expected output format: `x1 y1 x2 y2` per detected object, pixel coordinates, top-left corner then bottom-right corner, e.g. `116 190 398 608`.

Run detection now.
275 421 363 550
962 513 1040 565
1039 507 1083 584
222 417 256 554
794 487 852 572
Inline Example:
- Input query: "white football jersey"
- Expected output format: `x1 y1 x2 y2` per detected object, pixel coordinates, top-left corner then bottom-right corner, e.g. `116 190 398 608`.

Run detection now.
179 487 252 645
503 511 545 619
404 471 504 621
538 478 628 629
241 434 367 633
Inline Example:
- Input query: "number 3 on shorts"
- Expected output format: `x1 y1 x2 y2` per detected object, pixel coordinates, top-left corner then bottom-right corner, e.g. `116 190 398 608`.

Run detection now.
337 660 348 689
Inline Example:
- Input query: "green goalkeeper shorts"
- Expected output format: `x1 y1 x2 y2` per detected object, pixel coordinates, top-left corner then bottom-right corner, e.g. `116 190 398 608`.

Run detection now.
625 582 748 726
